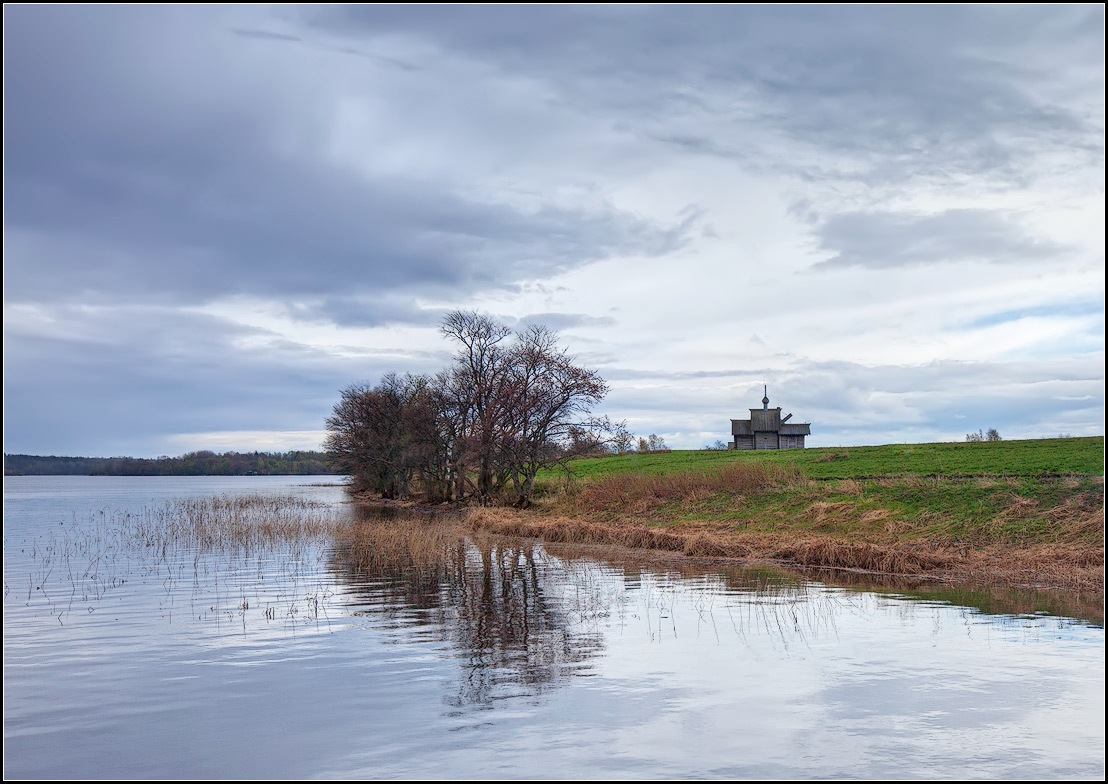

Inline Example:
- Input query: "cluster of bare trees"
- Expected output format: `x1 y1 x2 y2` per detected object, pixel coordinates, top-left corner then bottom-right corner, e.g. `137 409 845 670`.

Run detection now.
325 310 624 507
637 434 670 452
965 428 1002 442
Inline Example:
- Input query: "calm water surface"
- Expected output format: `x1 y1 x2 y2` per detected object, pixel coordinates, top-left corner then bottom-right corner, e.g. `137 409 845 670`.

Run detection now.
3 476 1104 779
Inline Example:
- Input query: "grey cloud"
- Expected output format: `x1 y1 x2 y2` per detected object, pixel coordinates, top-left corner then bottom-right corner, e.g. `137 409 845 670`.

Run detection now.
4 6 694 312
516 312 617 332
3 6 1101 457
232 19 422 71
322 45 422 72
1 306 438 456
647 134 743 162
764 359 1104 440
284 297 448 329
305 5 1103 186
809 209 1069 270
601 368 768 382
787 199 821 226
230 28 303 43
287 300 626 336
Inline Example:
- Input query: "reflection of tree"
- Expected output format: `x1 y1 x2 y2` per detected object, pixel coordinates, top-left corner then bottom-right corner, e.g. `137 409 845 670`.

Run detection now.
443 542 605 707
327 506 606 707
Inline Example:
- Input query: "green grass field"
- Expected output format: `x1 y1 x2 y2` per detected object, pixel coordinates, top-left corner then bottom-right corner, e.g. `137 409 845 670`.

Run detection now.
544 436 1104 482
527 437 1104 553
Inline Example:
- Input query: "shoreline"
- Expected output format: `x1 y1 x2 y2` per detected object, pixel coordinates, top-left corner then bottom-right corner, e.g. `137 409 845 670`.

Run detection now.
351 498 1103 594
461 506 1104 594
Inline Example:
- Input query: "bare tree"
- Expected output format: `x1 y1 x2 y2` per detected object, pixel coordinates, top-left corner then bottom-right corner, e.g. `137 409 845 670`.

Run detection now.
427 368 474 502
325 373 435 499
499 323 607 507
440 310 512 504
329 311 611 507
609 420 635 454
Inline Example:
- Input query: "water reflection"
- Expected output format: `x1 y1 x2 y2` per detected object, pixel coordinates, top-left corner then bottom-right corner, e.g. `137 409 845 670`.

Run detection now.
542 540 1105 629
4 485 1103 780
783 564 1105 628
327 506 887 705
331 506 607 706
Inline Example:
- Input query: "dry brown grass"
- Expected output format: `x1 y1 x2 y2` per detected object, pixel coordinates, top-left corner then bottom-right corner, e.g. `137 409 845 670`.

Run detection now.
1002 495 1040 516
764 537 952 573
461 505 1104 593
465 508 948 571
973 477 1002 489
1045 497 1106 543
836 478 864 494
935 544 1104 592
859 509 895 524
805 500 856 524
466 508 690 552
882 518 915 535
571 462 802 519
331 516 465 578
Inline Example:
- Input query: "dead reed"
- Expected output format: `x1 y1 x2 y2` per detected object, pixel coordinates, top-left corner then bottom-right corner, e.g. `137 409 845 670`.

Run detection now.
572 461 803 519
331 515 464 578
131 493 342 553
12 493 349 627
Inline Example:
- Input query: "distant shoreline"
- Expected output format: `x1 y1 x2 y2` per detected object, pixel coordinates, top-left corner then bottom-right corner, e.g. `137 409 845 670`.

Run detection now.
3 450 339 477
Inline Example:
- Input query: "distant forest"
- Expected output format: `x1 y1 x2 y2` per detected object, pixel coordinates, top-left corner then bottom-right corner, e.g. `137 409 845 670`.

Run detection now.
3 451 340 476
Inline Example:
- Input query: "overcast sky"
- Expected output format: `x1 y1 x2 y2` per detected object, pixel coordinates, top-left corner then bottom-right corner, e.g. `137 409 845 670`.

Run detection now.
3 5 1104 458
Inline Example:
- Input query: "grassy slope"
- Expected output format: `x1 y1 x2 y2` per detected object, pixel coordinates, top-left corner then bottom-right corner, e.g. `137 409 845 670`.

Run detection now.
544 437 1105 482
535 437 1104 545
495 437 1105 591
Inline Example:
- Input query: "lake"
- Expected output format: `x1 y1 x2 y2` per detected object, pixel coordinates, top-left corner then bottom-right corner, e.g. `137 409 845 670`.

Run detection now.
3 475 1104 779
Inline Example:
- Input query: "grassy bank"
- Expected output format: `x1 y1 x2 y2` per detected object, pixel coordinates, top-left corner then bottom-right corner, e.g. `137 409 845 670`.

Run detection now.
462 438 1104 592
543 436 1104 481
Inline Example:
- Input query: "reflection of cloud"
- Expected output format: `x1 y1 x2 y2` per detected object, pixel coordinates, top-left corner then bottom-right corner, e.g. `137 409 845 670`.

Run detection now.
8 485 1103 779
